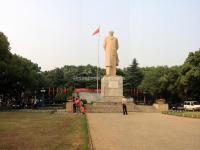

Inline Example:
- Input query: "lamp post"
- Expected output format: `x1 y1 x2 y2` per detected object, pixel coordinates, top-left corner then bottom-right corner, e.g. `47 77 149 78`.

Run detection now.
16 81 20 101
34 90 37 100
143 91 146 105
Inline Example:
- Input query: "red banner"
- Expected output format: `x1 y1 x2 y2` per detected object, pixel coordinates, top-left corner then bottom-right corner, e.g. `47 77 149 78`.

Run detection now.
74 88 101 93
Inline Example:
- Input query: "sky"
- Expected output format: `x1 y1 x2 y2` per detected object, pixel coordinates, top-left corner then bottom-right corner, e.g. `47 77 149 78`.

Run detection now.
0 0 200 71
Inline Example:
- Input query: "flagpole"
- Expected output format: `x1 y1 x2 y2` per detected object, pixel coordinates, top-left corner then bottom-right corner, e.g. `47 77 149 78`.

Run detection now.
97 26 100 94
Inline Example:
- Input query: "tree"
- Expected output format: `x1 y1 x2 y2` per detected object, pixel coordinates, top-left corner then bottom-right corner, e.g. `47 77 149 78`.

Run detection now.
124 58 143 96
179 49 200 100
0 32 42 101
62 64 105 89
0 32 11 62
139 67 162 98
55 87 73 103
5 54 41 98
0 32 11 96
139 66 181 103
164 66 181 103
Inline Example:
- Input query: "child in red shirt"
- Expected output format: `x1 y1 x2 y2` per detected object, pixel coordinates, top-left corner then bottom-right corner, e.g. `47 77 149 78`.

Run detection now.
80 105 85 114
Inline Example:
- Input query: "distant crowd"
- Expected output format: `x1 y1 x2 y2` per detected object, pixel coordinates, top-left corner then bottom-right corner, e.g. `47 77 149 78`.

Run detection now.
0 96 44 109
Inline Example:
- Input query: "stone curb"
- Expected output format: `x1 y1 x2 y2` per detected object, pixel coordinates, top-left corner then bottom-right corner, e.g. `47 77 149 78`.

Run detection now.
0 109 69 114
0 109 54 113
86 113 95 150
162 111 200 119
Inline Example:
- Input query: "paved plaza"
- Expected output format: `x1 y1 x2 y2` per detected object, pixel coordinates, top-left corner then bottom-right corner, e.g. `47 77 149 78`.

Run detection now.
87 112 200 150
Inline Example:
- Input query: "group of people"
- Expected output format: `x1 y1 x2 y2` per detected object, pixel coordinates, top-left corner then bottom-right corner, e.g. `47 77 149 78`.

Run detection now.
71 95 128 115
72 96 85 114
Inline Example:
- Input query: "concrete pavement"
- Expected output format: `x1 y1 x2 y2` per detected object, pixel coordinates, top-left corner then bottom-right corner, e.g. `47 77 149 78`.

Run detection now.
87 112 200 150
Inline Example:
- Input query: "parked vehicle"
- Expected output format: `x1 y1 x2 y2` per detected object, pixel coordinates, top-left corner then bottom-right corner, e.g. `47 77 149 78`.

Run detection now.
169 103 184 110
11 103 22 109
184 101 200 111
169 103 178 110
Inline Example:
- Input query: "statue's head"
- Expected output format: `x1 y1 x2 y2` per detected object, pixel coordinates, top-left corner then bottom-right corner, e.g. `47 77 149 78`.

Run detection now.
108 31 114 36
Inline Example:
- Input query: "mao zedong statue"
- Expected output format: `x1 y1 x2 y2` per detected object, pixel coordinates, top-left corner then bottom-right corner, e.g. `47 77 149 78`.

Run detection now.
103 31 119 76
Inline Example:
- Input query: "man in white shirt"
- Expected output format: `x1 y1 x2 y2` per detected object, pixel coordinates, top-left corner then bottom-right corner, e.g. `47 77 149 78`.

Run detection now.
122 96 128 115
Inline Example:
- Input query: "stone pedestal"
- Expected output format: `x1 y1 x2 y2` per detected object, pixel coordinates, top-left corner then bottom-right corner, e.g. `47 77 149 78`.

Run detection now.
66 101 73 113
153 99 168 112
101 75 123 102
153 103 169 112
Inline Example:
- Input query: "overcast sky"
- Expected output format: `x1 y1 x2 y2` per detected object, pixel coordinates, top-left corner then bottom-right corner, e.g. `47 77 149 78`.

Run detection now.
0 0 200 71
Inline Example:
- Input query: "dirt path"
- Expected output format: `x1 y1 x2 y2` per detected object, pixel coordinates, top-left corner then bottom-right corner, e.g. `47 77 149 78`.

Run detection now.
87 112 200 150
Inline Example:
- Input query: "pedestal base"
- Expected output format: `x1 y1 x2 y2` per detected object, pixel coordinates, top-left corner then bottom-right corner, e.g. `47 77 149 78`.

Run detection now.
66 101 73 113
85 102 135 113
153 103 169 112
101 75 123 102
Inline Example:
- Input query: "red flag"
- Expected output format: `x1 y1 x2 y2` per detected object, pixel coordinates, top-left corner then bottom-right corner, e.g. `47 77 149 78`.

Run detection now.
92 27 100 35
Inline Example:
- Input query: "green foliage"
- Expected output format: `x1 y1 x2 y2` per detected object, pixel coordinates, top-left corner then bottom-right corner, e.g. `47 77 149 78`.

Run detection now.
139 66 181 102
0 32 11 95
116 68 125 76
124 58 143 96
3 54 41 96
55 87 73 103
55 92 67 103
66 86 73 98
43 64 105 88
179 49 200 99
0 32 11 61
0 32 42 99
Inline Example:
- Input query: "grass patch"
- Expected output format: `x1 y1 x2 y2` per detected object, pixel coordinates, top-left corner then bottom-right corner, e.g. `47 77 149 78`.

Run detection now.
163 110 200 119
0 112 89 150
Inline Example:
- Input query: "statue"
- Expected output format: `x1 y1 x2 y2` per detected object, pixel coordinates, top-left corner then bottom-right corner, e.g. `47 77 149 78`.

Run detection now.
103 31 119 76
101 31 123 103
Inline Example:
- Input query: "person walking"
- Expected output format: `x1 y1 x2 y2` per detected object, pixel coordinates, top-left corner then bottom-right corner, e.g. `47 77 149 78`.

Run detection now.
72 96 76 113
122 96 128 115
75 96 81 113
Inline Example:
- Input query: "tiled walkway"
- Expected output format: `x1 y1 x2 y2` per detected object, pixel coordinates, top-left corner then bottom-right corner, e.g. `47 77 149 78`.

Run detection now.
87 112 200 150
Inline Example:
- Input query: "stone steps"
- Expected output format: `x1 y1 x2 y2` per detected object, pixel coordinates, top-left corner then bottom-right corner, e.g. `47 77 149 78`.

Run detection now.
134 105 159 113
85 103 158 113
85 103 134 113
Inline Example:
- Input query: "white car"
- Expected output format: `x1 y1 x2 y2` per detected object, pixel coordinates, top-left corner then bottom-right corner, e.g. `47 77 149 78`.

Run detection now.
184 101 200 111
